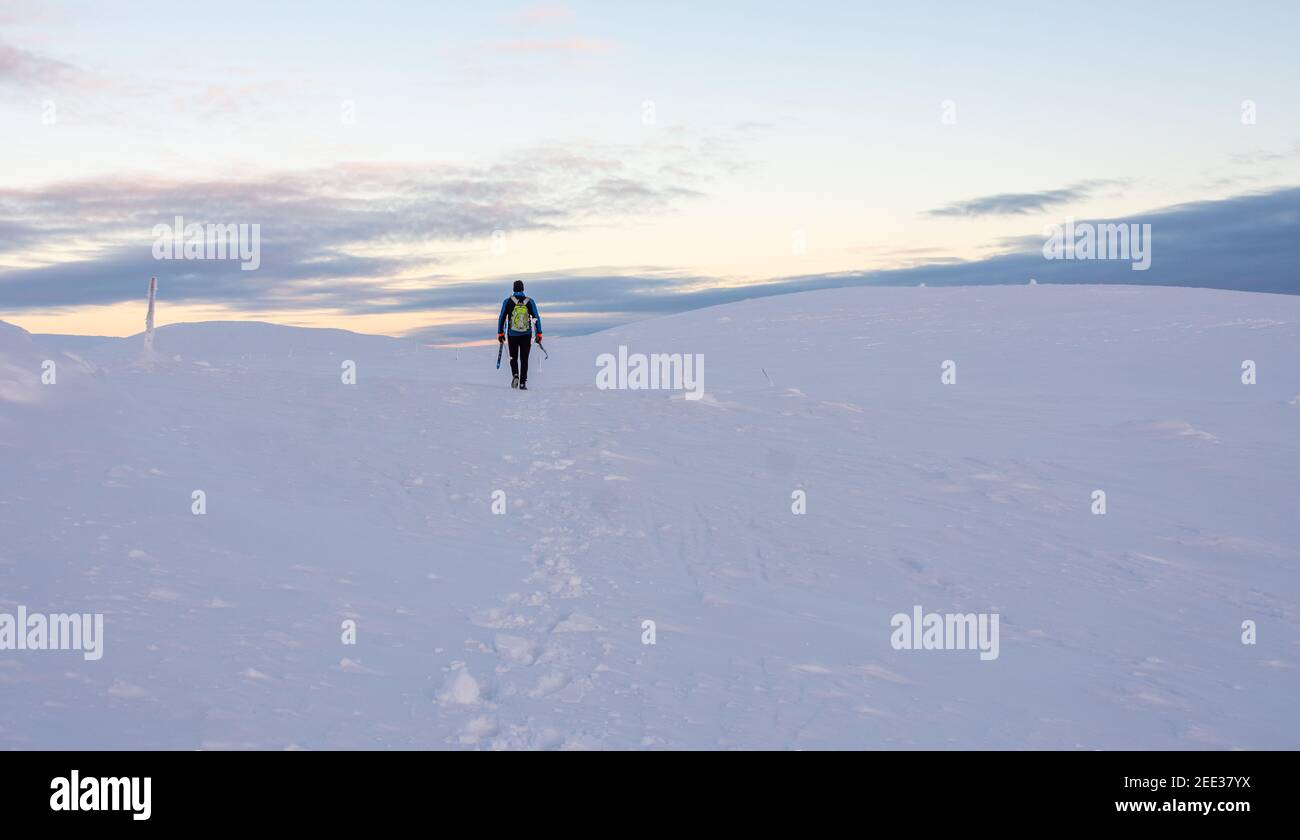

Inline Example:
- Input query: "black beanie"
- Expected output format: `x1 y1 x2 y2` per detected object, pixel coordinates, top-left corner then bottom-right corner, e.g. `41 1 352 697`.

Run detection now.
512 280 525 293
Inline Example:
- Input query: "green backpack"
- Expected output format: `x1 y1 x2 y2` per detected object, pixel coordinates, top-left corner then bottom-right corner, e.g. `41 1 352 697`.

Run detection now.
508 296 532 332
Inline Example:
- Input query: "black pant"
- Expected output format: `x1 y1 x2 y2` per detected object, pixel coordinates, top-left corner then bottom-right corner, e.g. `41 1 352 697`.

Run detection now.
508 333 532 384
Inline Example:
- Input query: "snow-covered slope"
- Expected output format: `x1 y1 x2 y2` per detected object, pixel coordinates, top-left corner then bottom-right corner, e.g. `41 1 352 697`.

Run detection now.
1 285 1298 749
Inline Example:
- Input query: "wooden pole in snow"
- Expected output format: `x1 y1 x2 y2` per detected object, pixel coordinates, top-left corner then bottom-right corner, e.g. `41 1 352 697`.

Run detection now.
144 276 157 349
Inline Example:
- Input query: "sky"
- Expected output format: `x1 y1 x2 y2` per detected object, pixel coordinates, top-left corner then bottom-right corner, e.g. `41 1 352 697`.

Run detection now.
1 0 1299 341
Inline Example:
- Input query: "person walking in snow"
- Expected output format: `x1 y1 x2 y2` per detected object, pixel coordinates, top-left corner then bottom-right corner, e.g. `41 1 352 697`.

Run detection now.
498 280 543 390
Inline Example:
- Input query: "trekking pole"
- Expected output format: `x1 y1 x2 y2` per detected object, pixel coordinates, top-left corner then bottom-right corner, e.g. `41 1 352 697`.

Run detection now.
496 341 504 369
537 341 549 360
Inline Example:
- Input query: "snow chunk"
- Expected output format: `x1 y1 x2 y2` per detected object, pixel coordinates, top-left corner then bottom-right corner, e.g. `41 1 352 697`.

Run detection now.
439 668 482 705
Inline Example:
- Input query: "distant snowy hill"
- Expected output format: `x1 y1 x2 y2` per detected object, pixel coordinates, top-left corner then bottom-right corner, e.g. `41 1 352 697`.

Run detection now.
1 285 1298 749
0 321 42 406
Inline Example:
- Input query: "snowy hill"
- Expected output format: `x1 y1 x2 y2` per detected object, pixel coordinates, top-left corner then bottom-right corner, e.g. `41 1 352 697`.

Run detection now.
0 321 44 406
1 284 1298 749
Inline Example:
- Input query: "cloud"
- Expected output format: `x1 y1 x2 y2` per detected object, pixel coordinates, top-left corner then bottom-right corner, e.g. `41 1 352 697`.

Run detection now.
1229 141 1300 166
0 42 82 88
0 0 64 27
0 142 717 311
926 180 1118 218
840 185 1300 295
4 155 1297 340
491 37 612 54
431 185 1300 339
507 5 576 27
447 6 615 83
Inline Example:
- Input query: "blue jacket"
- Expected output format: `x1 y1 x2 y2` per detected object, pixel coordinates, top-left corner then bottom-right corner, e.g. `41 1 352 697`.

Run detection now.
498 294 542 337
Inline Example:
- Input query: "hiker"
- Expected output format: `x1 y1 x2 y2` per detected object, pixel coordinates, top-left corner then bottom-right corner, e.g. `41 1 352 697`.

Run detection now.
497 280 542 390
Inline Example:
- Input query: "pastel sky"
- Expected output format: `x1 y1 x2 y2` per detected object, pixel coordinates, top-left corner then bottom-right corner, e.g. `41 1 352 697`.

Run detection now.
2 0 1299 341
